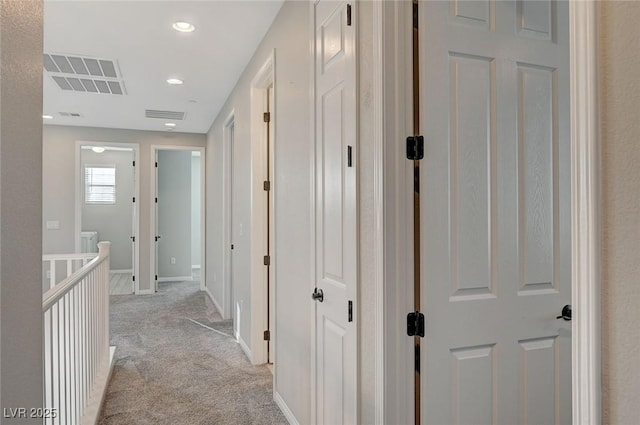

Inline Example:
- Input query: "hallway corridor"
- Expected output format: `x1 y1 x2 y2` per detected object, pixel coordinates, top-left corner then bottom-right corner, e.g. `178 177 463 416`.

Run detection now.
99 281 286 425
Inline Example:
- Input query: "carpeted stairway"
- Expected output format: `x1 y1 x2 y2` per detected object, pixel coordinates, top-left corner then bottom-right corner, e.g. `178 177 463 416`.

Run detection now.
98 280 287 425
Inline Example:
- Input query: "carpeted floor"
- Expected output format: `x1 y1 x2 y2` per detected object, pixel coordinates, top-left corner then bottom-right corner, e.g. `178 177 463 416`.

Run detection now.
98 281 287 425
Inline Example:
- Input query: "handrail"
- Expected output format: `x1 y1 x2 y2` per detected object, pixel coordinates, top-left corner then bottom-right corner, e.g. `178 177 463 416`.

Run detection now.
43 253 97 261
43 254 104 312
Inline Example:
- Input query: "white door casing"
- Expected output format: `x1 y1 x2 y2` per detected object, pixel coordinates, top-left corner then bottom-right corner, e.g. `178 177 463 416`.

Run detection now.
313 1 358 424
419 1 571 424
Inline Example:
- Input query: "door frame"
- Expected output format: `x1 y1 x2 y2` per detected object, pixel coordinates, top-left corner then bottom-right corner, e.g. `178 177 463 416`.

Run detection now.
249 51 275 366
74 140 140 294
378 2 600 424
222 110 236 323
149 144 206 293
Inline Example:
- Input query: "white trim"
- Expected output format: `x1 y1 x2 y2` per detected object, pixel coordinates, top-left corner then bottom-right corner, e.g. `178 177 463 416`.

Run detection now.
372 2 385 424
274 392 300 425
109 269 132 274
222 110 236 321
308 3 317 423
149 144 206 295
79 346 116 425
157 276 193 283
204 287 225 318
570 2 601 424
249 52 275 366
74 141 140 295
237 335 253 363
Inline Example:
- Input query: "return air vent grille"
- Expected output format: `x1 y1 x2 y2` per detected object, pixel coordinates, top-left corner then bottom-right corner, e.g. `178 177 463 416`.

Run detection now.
145 110 186 120
44 53 126 96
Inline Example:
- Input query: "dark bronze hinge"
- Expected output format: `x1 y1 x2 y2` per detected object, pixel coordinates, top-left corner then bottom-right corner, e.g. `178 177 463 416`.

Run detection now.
407 311 425 337
264 180 271 191
264 255 271 266
348 301 353 322
263 330 271 341
347 4 352 26
263 112 271 123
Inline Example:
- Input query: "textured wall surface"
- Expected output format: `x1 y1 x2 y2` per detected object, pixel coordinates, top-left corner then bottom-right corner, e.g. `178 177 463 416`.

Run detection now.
599 2 640 423
0 0 44 420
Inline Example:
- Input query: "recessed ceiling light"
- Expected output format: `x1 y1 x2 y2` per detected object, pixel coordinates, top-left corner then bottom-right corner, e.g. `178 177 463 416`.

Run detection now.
91 147 105 153
167 78 183 85
165 123 176 127
173 21 195 33
43 115 53 119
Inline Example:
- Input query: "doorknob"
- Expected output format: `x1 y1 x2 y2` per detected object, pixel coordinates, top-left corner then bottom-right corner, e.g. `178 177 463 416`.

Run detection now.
311 288 324 302
556 305 572 321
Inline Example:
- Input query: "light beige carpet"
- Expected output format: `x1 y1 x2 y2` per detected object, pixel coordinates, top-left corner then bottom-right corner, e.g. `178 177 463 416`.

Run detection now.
99 281 287 425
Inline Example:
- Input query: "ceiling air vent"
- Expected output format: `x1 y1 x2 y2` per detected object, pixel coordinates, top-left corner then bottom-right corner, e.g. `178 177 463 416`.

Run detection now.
44 53 126 96
145 110 186 120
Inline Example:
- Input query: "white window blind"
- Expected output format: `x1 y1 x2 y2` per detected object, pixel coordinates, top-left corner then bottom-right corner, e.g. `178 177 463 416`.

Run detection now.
85 166 116 204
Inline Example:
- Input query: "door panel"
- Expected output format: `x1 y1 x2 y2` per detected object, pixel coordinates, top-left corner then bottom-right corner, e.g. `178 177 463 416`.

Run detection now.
419 1 570 423
314 1 357 424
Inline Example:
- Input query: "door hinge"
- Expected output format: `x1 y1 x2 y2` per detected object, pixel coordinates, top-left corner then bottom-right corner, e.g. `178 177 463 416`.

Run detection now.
263 330 271 341
347 146 353 167
155 161 158 167
406 136 424 160
347 4 352 26
132 160 136 167
132 275 135 282
132 196 136 203
155 197 158 203
263 112 271 123
413 1 418 30
407 311 425 337
348 300 353 322
264 255 271 266
263 180 271 191
155 275 158 281
231 244 234 250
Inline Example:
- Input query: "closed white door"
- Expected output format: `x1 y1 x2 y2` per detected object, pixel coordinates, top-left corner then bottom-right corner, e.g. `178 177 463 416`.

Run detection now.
419 1 571 423
313 1 357 424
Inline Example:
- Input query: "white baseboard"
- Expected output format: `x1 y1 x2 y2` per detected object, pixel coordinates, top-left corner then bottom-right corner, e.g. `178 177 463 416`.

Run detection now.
136 289 155 295
238 335 252 363
80 346 116 425
157 276 193 283
204 287 225 317
110 269 132 274
274 392 300 425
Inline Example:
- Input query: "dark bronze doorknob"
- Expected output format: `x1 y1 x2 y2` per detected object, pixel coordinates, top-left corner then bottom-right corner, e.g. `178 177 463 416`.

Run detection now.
311 288 324 302
556 305 572 321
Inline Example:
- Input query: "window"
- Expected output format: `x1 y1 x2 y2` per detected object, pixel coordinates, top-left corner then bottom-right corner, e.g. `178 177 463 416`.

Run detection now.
85 165 116 204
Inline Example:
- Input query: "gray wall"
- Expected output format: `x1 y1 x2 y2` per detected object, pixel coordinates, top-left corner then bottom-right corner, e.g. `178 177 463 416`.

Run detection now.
42 125 205 291
0 0 44 420
191 154 201 267
157 150 192 278
206 1 311 421
599 2 640 422
81 149 134 270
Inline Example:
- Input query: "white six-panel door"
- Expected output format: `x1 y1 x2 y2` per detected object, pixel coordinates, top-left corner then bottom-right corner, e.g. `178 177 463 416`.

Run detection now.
419 1 571 423
314 1 357 424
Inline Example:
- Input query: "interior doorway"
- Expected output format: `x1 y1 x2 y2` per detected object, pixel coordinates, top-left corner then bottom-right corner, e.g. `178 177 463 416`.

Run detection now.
75 142 140 295
150 146 206 293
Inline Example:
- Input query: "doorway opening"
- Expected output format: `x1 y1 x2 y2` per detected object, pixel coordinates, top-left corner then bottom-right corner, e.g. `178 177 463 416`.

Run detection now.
75 142 140 295
150 146 206 293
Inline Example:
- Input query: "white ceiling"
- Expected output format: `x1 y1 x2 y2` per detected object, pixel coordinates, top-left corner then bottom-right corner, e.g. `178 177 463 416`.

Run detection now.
43 1 284 134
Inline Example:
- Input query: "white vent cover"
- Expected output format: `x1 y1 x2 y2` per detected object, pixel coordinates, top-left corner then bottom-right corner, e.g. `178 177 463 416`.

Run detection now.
145 110 186 120
44 54 126 96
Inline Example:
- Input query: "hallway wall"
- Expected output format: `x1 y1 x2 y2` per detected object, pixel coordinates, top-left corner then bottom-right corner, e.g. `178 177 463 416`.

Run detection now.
599 1 640 422
42 125 205 292
205 1 311 422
